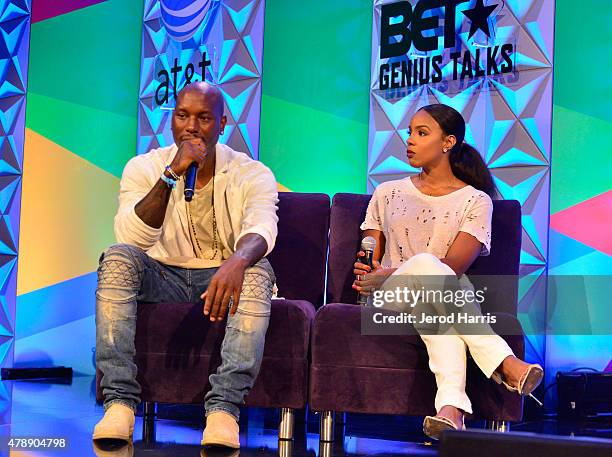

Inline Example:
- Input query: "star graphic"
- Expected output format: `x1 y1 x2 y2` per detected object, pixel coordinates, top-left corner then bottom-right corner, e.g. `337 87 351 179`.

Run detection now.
462 0 498 39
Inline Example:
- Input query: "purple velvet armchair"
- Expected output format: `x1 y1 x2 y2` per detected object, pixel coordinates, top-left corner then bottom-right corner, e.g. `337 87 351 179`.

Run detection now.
309 193 525 440
96 192 330 439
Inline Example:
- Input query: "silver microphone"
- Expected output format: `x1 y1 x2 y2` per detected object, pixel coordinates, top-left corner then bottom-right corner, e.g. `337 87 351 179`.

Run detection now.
357 236 377 305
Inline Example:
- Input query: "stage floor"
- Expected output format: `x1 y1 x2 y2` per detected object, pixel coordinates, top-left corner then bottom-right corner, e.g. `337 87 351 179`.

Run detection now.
0 376 610 456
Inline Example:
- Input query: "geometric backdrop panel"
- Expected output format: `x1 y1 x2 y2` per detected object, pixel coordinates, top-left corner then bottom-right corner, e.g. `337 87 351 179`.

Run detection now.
544 0 612 405
369 0 554 365
15 0 144 377
0 0 31 373
138 0 265 159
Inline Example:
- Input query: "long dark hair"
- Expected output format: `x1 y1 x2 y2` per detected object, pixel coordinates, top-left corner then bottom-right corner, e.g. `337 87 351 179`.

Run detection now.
419 104 498 199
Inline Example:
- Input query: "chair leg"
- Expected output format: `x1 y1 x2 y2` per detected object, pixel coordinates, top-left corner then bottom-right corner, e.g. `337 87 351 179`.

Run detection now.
278 439 293 457
319 439 346 457
319 441 333 457
319 411 335 442
278 407 295 440
142 401 157 444
485 420 510 432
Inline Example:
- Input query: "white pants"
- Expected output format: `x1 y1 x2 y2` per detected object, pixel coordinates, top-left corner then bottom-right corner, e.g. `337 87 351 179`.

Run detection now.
383 253 514 415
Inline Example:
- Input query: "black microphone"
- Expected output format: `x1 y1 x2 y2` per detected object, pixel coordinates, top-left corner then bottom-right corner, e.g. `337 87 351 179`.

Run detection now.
184 163 197 202
357 236 377 305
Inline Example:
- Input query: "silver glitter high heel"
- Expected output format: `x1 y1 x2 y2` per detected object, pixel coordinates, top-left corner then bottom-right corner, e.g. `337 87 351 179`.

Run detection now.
423 414 465 440
491 363 544 406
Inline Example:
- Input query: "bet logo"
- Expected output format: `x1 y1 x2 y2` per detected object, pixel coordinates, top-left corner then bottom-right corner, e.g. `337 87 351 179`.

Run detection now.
381 0 499 58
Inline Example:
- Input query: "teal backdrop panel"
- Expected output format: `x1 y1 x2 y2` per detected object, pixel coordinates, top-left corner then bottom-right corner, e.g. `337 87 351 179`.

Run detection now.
15 0 144 376
546 0 612 406
551 0 612 214
260 0 373 194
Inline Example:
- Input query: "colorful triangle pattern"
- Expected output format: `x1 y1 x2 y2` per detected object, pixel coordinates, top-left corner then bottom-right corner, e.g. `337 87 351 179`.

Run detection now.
0 0 31 374
139 0 265 160
4 0 143 393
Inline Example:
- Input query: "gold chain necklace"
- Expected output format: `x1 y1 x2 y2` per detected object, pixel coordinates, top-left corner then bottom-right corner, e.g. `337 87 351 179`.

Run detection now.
186 166 219 260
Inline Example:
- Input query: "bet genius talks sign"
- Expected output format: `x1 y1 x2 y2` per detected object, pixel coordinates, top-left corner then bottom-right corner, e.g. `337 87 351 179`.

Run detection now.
377 0 514 90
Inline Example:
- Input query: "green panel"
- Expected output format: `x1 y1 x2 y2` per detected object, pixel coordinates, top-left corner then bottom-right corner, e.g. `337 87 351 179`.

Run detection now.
261 94 368 195
261 0 373 195
546 0 612 406
550 105 612 214
28 0 143 118
554 0 612 124
26 93 136 178
551 1 612 214
262 0 372 121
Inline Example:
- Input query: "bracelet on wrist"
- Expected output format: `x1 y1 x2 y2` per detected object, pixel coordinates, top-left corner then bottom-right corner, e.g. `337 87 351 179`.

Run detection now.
160 172 177 189
165 164 180 181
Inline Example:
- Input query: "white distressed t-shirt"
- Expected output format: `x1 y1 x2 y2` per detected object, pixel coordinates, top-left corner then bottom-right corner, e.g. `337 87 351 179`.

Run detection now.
360 177 493 269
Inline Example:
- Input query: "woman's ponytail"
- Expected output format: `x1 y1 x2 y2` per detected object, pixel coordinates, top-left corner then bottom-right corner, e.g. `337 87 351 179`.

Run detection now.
420 104 499 199
449 142 498 199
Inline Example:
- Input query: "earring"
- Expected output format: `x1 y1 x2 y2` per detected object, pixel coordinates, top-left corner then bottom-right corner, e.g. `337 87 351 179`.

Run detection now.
443 148 448 153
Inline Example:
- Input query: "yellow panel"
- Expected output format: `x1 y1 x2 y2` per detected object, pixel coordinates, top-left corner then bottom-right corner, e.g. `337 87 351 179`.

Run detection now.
17 129 292 295
17 129 120 295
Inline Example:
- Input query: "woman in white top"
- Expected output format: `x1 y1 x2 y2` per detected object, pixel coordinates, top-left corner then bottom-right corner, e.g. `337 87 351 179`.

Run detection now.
353 104 542 440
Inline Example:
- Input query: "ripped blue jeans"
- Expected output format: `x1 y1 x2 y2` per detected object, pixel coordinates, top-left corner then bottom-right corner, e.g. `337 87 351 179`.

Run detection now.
95 243 274 420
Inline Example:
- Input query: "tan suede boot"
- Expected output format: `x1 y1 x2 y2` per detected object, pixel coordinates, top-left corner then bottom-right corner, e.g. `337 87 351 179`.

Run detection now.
92 403 135 441
201 411 240 448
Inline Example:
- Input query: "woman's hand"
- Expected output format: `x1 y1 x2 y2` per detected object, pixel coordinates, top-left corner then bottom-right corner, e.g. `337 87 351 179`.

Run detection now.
353 250 372 277
352 257 393 296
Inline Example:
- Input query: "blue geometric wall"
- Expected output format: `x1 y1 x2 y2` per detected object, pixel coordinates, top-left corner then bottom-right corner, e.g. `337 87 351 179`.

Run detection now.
0 0 30 372
369 0 554 365
0 0 30 423
138 0 265 158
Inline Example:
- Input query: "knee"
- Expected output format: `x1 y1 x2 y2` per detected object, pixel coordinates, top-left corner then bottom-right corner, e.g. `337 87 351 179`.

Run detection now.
97 244 146 289
403 253 449 275
245 258 275 283
241 259 275 305
100 243 145 265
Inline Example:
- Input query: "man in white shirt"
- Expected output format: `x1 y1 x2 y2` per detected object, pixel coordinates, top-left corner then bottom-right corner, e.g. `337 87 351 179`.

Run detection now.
93 82 278 449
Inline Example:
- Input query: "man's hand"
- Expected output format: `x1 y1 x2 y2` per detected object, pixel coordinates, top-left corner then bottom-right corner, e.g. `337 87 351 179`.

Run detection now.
134 138 211 233
169 138 208 176
201 234 268 322
201 255 249 321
